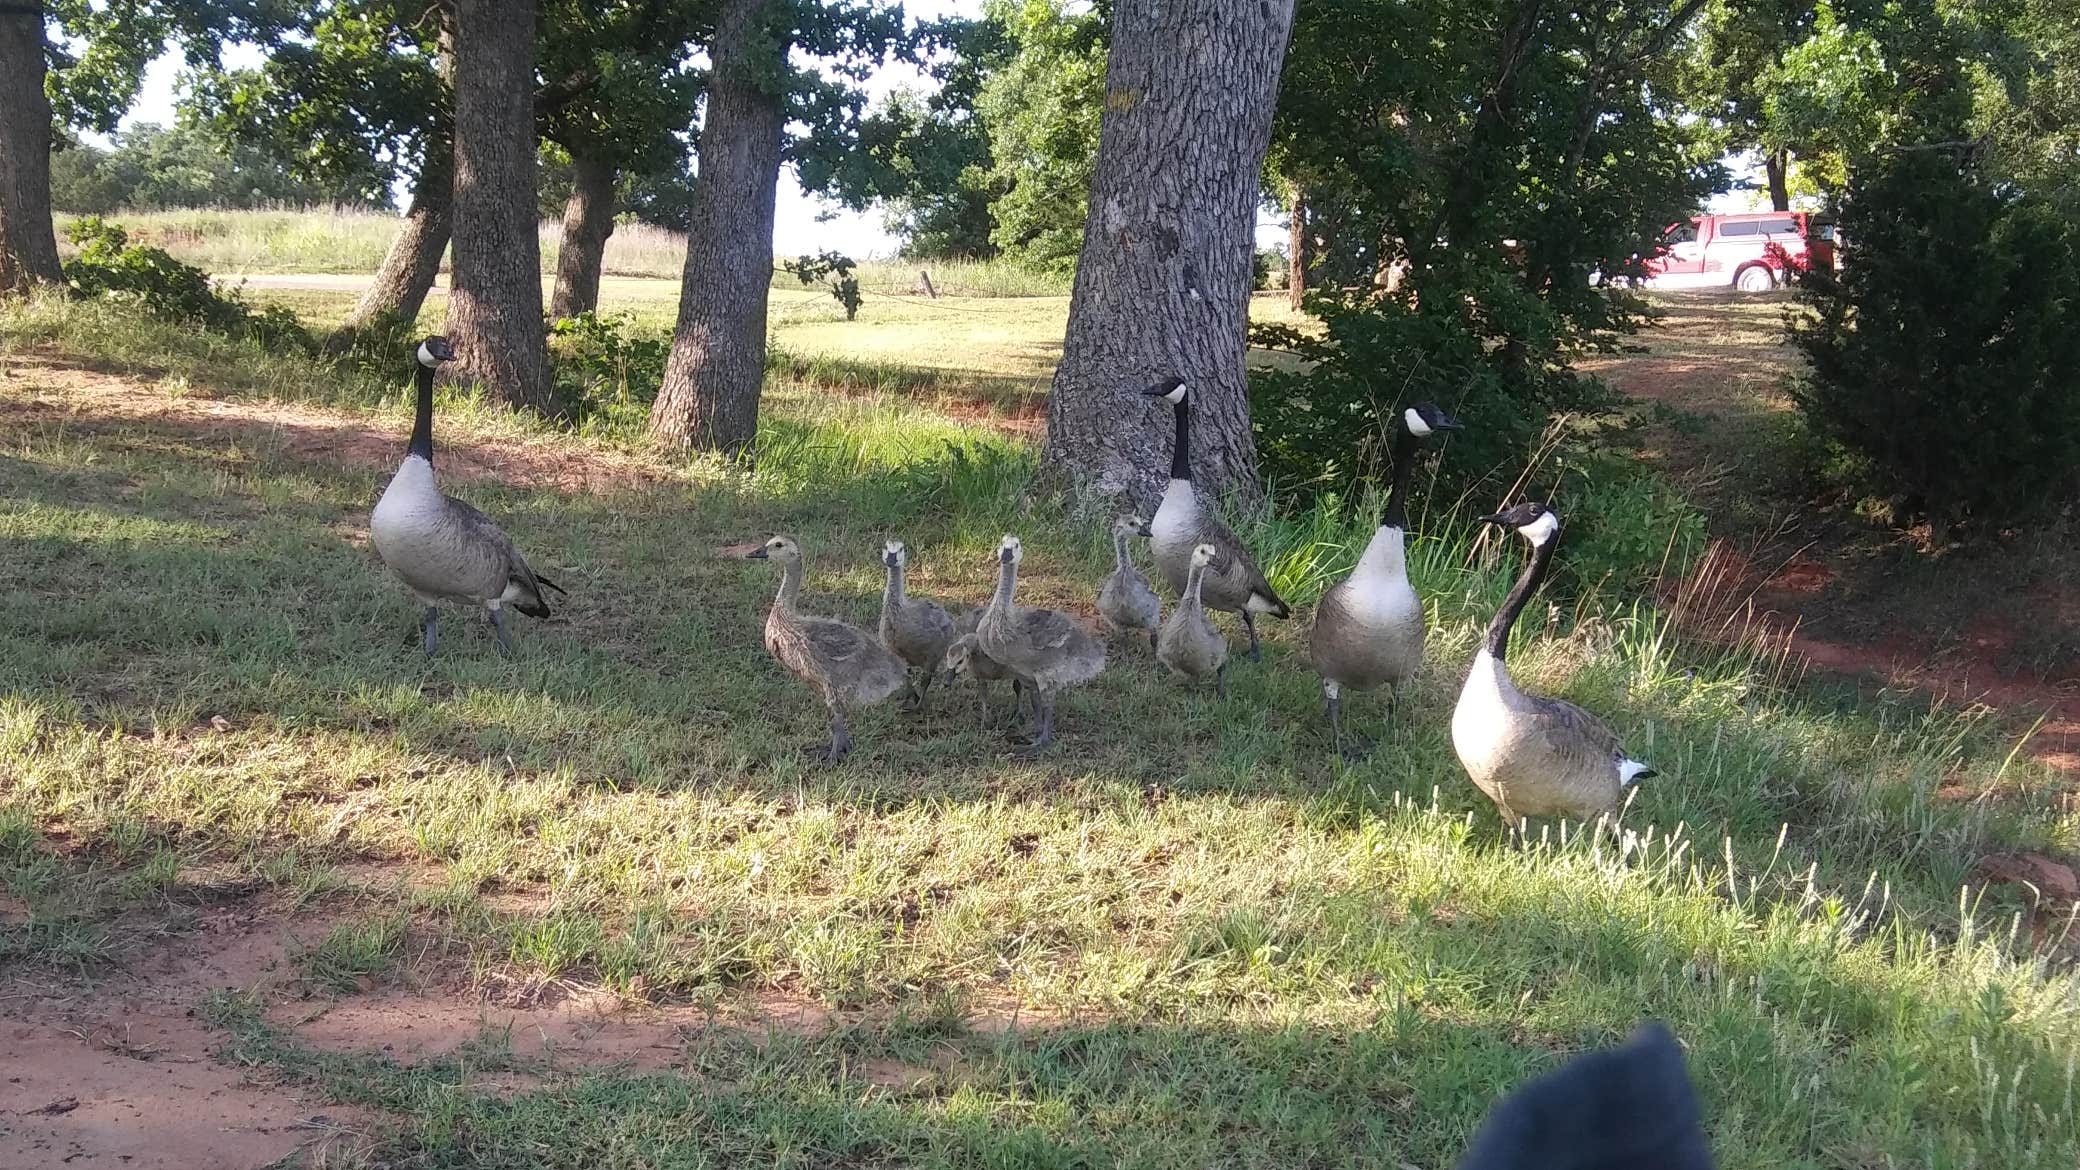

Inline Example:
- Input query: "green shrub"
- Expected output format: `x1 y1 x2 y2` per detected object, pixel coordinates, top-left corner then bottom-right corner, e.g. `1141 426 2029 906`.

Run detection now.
1548 453 1707 593
1789 151 2080 533
546 311 672 435
783 251 864 321
61 217 313 352
1250 293 1622 506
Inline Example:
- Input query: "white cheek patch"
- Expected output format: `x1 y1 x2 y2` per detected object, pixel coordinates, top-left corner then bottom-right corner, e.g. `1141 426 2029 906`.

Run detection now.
1519 512 1561 545
416 342 439 367
1403 407 1433 437
1165 383 1188 405
1618 759 1655 785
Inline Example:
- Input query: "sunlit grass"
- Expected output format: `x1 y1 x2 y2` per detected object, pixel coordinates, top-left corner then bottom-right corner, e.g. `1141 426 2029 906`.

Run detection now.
1 297 2076 1168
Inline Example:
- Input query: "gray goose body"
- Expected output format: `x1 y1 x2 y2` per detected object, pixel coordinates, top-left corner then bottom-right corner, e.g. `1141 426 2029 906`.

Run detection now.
1096 515 1162 652
369 337 562 655
1309 526 1425 693
879 540 955 703
1156 544 1230 696
1308 403 1461 752
747 535 907 763
1149 481 1286 617
1141 378 1290 661
976 536 1106 748
1450 504 1654 829
942 608 1026 728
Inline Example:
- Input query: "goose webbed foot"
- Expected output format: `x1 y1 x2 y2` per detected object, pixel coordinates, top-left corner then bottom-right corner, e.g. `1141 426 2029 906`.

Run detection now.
1148 630 1159 657
1241 612 1262 662
421 606 439 655
488 606 514 657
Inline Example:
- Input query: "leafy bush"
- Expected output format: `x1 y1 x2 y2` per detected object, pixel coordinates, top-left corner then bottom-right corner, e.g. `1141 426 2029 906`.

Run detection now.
1790 150 2080 533
1250 292 1622 506
783 251 864 321
546 311 671 434
62 217 313 352
1548 453 1707 593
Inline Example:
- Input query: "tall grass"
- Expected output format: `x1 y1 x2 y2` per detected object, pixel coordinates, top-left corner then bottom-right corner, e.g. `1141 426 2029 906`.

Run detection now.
51 206 1074 295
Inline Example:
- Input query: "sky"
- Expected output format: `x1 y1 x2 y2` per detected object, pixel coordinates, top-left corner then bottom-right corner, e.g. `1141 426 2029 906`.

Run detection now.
113 2 1759 257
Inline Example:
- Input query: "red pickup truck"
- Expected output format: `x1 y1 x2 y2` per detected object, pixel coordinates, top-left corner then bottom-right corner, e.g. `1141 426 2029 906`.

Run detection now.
1639 212 1837 292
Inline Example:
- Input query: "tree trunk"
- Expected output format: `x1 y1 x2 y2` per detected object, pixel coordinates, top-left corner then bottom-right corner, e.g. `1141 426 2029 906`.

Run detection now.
0 3 64 294
1286 186 1308 312
445 0 552 410
649 0 784 454
330 149 452 348
549 150 616 320
1765 147 1790 212
1041 0 1298 507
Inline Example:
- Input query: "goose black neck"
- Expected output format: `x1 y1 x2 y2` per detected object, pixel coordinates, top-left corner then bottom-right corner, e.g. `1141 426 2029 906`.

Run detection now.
1381 425 1418 531
1484 531 1557 661
1168 399 1191 481
408 362 435 461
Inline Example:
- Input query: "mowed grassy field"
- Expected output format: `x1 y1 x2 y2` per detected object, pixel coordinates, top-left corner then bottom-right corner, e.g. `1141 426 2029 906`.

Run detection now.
57 206 1075 296
2 285 2078 1169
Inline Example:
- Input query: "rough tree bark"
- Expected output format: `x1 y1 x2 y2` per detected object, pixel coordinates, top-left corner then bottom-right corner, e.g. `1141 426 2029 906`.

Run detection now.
1041 0 1298 506
445 0 552 409
330 149 452 348
548 150 616 319
0 1 64 294
1765 147 1790 212
1287 186 1308 312
649 0 784 454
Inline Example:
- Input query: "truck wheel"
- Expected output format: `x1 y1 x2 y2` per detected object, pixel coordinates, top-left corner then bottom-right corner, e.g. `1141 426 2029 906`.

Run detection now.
1735 264 1776 293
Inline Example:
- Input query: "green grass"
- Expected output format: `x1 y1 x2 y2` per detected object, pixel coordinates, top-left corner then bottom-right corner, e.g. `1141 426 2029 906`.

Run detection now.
2 295 2077 1168
54 206 1074 295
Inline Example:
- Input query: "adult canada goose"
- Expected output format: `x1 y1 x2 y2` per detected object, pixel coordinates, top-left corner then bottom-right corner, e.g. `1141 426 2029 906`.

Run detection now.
1451 503 1656 831
1096 514 1162 653
976 535 1107 749
939 609 1026 728
1156 543 1231 697
369 336 565 656
879 540 956 707
745 534 908 764
1139 377 1290 661
1309 401 1462 755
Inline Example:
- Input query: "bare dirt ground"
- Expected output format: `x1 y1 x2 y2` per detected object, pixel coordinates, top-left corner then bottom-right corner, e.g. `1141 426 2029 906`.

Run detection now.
1582 291 2080 777
1 905 378 1168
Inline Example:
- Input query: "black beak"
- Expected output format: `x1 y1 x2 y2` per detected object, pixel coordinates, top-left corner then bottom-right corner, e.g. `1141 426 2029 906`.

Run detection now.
1136 524 1153 538
1434 410 1464 430
1140 380 1179 397
883 553 898 568
998 548 1014 564
1477 514 1503 526
746 547 769 560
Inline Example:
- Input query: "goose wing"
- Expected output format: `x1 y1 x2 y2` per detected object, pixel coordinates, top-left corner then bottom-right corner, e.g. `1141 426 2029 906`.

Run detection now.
799 616 896 669
1200 518 1290 617
448 496 563 617
1015 606 1091 653
1522 693 1629 771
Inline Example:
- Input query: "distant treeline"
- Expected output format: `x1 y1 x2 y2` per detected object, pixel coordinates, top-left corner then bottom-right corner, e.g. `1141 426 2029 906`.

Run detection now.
51 123 387 216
